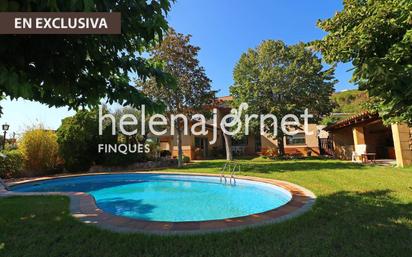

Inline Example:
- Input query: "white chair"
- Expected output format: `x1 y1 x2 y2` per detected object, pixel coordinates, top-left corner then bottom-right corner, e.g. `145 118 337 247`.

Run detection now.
232 146 245 156
352 144 367 162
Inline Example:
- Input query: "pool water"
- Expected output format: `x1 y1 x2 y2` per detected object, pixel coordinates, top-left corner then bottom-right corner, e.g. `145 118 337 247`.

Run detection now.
11 174 292 222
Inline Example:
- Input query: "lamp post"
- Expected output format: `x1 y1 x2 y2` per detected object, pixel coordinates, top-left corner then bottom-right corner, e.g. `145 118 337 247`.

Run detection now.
2 123 9 150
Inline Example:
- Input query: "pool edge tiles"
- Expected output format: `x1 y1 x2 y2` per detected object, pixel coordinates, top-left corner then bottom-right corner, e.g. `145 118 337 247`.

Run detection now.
1 172 316 235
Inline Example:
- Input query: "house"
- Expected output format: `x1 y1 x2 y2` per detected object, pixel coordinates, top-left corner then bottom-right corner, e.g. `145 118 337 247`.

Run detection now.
325 112 412 167
157 96 322 160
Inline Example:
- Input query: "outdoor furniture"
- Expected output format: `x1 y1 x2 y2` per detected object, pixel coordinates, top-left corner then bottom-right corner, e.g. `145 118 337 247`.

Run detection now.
361 153 376 164
352 144 367 162
352 152 360 162
232 146 245 156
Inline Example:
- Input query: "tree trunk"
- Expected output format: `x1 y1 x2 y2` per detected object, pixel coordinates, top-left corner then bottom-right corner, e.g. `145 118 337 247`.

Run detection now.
277 132 285 157
176 125 183 167
223 132 233 161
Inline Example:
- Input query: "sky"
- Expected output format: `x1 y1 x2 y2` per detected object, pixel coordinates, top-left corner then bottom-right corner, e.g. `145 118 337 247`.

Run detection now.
0 0 356 135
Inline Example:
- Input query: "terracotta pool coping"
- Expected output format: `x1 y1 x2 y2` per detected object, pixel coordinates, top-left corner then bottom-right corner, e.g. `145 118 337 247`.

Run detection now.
0 172 316 235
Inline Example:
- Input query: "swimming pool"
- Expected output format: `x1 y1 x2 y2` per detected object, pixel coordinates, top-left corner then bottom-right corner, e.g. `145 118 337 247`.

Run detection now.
11 174 292 222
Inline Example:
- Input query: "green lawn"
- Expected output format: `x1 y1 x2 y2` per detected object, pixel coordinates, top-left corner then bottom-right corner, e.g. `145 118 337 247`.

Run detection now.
0 159 411 257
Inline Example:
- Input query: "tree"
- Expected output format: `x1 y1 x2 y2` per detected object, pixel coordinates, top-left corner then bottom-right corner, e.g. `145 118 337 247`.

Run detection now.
231 40 335 156
141 30 215 167
331 90 369 114
0 94 4 117
321 90 370 125
113 107 152 145
56 108 115 171
222 133 233 161
314 0 412 124
0 0 174 110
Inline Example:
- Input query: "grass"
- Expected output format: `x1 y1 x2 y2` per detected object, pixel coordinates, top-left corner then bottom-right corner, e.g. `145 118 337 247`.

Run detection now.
0 159 411 257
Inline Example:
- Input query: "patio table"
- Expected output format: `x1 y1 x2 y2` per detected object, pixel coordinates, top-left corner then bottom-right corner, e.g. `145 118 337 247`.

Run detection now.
361 153 376 164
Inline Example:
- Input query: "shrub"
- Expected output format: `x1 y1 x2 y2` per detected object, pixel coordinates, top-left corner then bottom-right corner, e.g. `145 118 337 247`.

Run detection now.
145 139 160 160
20 126 59 175
160 150 171 158
57 108 116 172
210 147 224 158
57 108 161 171
263 147 278 157
102 151 147 166
183 155 190 163
0 150 24 178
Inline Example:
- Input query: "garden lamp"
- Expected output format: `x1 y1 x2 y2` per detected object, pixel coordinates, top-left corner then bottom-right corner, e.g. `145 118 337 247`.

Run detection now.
2 123 9 149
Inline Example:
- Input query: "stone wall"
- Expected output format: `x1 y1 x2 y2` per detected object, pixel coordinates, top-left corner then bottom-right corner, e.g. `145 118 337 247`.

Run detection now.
89 159 178 173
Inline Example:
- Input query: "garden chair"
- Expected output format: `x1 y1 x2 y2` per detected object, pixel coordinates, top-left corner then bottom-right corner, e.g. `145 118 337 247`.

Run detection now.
352 144 367 162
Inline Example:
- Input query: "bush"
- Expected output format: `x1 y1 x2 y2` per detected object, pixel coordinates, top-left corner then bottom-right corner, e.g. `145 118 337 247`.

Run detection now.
20 126 59 175
57 108 162 171
57 109 116 172
145 139 160 161
210 147 224 158
263 147 278 157
0 150 24 178
160 150 171 158
183 155 190 163
102 151 147 166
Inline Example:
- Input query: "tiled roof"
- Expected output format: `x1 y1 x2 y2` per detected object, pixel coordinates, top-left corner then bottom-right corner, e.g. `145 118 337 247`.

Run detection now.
213 96 233 109
216 96 233 101
325 111 380 131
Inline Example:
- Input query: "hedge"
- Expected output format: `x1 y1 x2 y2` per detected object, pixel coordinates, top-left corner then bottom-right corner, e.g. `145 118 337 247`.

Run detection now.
0 150 24 178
